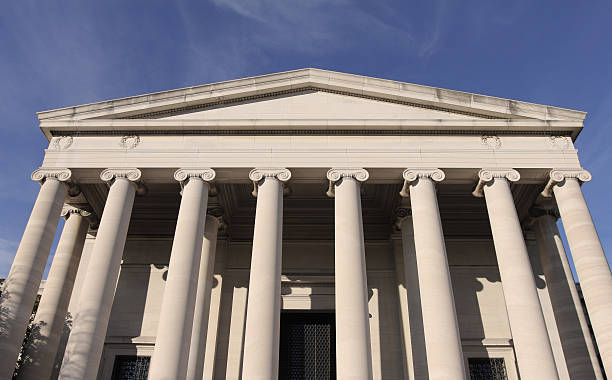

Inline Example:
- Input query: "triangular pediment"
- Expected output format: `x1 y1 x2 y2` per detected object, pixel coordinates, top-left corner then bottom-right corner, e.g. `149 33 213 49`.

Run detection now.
158 89 483 121
38 68 586 122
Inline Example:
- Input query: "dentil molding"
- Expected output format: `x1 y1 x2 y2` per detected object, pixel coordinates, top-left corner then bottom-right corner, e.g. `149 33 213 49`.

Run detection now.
472 168 520 197
100 168 147 195
249 168 291 197
399 168 445 197
326 168 369 197
540 168 591 197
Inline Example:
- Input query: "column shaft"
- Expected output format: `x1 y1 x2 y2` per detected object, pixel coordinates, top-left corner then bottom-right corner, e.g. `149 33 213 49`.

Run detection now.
186 215 220 380
534 214 604 379
333 175 373 380
0 176 67 379
59 175 138 380
149 177 210 380
242 175 284 380
19 208 89 380
409 177 466 380
483 177 559 379
553 177 612 375
394 216 428 380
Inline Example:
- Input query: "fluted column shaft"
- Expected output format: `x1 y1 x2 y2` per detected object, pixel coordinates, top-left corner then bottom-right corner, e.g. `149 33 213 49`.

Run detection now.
533 212 603 379
0 169 71 379
242 168 290 380
475 169 559 379
19 206 91 380
59 169 143 380
401 169 466 380
149 170 214 380
328 168 373 380
185 214 220 380
546 170 612 376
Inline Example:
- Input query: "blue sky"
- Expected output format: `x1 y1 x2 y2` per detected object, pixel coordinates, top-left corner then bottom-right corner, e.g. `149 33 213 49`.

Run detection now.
1 1 611 278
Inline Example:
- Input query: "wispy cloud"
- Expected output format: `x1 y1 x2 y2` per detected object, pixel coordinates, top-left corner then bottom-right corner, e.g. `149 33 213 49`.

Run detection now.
210 0 417 55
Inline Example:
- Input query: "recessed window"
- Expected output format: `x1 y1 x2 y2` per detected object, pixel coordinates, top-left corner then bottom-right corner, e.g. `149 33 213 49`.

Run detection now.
111 355 150 380
468 358 508 380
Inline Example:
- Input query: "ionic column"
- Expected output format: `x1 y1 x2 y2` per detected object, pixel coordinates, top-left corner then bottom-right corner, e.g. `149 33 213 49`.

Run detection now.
530 206 604 379
186 212 222 380
0 168 75 379
19 205 96 380
59 169 145 380
474 169 559 379
542 169 612 376
149 169 216 380
242 168 291 380
327 168 373 380
400 169 466 380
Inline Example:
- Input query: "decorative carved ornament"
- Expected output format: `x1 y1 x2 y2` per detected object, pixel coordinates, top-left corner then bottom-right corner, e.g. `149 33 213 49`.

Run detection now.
31 168 80 196
540 168 591 197
394 207 412 230
326 168 369 197
472 168 520 197
249 168 292 197
399 168 445 197
174 168 216 193
100 168 147 195
481 135 502 149
119 135 140 149
548 136 570 149
51 136 73 150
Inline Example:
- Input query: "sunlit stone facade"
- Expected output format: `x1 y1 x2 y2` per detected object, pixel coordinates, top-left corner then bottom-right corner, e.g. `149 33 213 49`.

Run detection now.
0 69 609 380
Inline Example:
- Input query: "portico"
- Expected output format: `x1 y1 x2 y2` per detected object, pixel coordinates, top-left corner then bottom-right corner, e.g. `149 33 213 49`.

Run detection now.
0 69 608 379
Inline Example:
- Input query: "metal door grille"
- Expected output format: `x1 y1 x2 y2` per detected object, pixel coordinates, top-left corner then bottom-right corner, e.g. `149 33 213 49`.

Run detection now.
468 358 508 380
280 313 336 380
111 355 150 380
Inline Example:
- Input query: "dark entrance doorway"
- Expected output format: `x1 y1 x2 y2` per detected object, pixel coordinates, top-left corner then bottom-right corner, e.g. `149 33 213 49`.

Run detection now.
279 312 336 380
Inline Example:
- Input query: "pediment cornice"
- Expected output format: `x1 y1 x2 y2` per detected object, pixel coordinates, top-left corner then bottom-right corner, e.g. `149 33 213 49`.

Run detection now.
37 68 586 123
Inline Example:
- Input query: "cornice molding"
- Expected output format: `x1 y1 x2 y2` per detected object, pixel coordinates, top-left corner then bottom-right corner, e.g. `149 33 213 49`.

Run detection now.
540 168 591 197
174 168 216 192
100 168 147 195
326 168 369 197
31 168 80 196
399 168 445 197
249 168 291 197
472 168 520 197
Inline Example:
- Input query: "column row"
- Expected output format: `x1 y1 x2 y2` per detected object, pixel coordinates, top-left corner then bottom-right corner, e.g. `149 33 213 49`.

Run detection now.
0 166 609 380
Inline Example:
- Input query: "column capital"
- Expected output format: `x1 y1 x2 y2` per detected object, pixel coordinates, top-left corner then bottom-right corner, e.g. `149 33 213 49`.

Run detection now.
326 168 369 197
31 168 80 196
394 207 412 230
61 204 99 229
399 168 445 197
174 168 216 192
472 168 520 197
100 168 147 195
249 168 291 197
541 168 592 197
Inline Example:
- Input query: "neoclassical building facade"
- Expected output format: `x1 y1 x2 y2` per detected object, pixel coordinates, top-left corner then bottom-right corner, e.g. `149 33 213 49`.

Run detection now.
0 69 610 380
